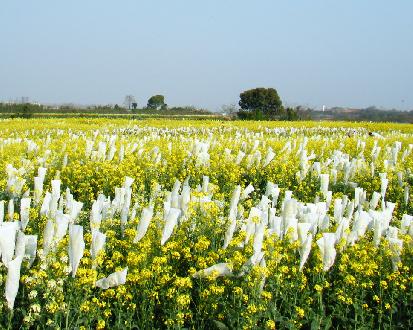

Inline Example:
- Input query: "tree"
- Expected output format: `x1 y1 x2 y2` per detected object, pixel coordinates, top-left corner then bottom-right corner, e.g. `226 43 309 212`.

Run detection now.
221 104 238 118
147 95 166 110
283 107 299 121
239 87 283 119
124 95 136 110
13 103 33 119
131 102 138 110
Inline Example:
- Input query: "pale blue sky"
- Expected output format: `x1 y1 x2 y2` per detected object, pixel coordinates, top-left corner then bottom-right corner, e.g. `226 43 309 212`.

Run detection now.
1 1 412 110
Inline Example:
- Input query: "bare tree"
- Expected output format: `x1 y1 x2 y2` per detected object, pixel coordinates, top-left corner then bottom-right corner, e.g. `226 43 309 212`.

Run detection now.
221 103 238 116
124 95 136 110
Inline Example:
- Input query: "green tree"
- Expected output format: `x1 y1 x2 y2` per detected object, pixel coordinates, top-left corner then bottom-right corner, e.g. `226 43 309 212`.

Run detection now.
284 107 299 121
147 95 166 110
13 103 33 119
238 87 283 119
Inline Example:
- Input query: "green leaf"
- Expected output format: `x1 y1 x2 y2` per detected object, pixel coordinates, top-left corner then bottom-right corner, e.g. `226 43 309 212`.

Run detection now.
212 320 229 330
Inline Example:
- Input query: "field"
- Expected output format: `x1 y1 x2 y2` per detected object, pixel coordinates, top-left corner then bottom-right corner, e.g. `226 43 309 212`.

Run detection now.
0 118 412 329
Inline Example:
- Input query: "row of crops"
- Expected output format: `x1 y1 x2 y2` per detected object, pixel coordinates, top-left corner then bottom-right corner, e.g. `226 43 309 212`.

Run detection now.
0 118 412 329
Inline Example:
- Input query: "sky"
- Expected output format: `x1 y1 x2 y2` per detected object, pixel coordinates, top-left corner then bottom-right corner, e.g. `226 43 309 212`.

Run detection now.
1 1 412 111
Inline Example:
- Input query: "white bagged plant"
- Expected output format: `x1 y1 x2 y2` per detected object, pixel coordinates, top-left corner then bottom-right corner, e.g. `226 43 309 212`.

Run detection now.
20 197 31 230
193 263 232 279
0 222 19 267
223 185 241 249
8 199 14 221
91 229 106 268
69 200 83 224
24 235 38 266
96 267 128 289
14 231 26 258
68 225 85 278
34 176 44 205
134 206 154 243
161 208 181 246
5 256 23 309
55 211 70 243
299 233 313 271
316 233 337 271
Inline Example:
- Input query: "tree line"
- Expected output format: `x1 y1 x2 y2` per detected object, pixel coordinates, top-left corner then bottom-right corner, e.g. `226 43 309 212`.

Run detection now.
123 94 167 110
2 88 411 122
